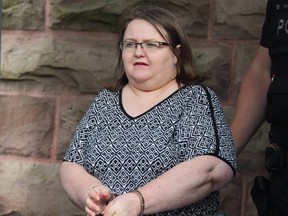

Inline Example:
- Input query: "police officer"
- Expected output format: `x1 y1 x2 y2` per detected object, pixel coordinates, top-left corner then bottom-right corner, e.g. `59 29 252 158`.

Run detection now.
231 0 288 215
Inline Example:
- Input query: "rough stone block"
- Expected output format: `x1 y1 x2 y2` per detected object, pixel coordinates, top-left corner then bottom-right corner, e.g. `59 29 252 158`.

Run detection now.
192 41 232 100
214 0 266 39
0 160 84 215
1 34 117 94
49 0 209 37
58 95 95 160
2 0 45 30
0 95 55 158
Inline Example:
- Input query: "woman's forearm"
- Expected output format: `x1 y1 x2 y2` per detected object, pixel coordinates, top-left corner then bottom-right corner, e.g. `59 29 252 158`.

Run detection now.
60 161 103 209
138 155 233 214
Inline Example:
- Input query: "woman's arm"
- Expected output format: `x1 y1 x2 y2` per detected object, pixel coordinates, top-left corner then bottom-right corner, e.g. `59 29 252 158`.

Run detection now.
103 155 233 216
139 155 233 214
60 161 106 210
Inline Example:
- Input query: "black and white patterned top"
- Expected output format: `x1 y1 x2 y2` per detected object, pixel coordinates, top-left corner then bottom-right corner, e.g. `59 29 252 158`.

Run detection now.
64 84 237 216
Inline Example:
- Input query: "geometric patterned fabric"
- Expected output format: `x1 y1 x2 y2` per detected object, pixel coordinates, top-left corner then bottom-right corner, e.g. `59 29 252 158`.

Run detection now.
64 84 237 215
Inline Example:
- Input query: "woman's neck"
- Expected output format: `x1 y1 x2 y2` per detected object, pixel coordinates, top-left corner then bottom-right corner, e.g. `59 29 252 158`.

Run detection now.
121 79 181 117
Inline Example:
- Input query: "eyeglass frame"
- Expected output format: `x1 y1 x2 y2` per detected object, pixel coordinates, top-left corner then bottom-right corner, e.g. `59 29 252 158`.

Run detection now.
119 41 170 51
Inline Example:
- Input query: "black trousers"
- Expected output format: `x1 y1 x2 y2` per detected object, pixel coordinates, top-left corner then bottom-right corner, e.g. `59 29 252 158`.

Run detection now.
269 165 288 216
269 124 288 216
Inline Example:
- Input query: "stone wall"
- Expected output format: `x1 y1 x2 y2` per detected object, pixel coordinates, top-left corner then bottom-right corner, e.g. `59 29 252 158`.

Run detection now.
0 0 268 215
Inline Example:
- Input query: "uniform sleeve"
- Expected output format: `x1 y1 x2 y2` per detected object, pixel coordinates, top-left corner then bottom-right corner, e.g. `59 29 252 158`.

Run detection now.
260 0 273 48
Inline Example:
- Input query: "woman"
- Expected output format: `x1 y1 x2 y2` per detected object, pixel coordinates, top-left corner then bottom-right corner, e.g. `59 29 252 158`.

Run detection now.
60 6 237 216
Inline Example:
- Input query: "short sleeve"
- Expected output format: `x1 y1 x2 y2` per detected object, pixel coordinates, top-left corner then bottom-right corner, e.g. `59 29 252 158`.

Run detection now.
63 89 113 166
206 87 237 174
178 85 237 175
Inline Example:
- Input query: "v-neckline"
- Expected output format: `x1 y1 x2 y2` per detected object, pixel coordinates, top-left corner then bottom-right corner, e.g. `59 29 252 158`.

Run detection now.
119 86 186 119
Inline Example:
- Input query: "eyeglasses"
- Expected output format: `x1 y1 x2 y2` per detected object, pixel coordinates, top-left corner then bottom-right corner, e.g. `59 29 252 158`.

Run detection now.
120 41 170 52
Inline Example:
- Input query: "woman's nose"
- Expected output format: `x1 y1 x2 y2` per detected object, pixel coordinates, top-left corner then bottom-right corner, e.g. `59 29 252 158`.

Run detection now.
134 45 145 57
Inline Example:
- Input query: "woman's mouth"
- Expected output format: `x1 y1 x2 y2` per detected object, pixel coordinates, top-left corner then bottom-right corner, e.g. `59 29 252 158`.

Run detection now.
134 62 148 66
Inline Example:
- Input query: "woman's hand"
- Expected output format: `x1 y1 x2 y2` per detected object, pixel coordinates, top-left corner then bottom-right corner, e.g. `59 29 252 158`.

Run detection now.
101 192 142 216
85 185 113 216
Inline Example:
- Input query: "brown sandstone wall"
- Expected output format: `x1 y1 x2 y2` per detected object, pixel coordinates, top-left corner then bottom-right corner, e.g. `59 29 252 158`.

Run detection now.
0 0 268 215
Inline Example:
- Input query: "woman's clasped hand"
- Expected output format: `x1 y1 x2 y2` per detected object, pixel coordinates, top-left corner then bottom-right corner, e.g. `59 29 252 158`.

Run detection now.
86 186 143 216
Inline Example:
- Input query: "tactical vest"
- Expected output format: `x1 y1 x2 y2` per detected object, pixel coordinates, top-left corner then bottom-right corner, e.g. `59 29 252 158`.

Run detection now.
265 0 288 124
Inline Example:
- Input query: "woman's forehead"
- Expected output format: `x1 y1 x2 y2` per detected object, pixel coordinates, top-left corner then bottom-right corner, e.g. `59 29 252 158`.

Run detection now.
124 19 167 40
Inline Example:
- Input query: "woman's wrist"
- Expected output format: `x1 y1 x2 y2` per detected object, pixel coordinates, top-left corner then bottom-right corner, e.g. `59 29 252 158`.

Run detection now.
130 189 145 215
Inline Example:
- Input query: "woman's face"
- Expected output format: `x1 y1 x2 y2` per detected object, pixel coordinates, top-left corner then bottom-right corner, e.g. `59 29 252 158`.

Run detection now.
122 19 178 91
